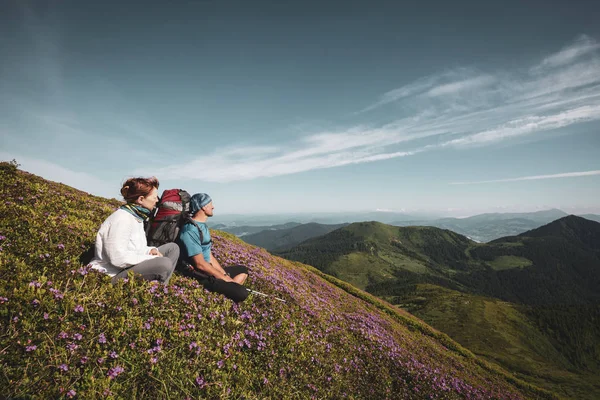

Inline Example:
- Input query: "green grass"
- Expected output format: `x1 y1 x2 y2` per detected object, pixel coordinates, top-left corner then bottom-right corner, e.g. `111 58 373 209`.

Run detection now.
397 284 600 400
488 256 533 271
378 250 430 274
296 263 559 399
326 253 393 290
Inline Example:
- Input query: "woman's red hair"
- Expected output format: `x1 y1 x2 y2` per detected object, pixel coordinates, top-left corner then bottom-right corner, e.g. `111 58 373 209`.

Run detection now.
120 177 159 203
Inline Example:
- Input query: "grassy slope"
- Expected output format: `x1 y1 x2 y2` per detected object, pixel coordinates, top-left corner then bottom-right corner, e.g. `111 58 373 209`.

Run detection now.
0 163 554 399
397 284 600 400
466 222 600 305
279 220 600 399
487 256 532 271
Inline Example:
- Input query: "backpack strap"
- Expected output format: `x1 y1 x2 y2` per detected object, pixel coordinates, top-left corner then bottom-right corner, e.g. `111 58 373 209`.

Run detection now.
186 218 212 246
144 205 159 238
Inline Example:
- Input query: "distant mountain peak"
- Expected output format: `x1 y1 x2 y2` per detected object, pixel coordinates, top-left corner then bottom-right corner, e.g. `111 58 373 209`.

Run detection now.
519 215 600 249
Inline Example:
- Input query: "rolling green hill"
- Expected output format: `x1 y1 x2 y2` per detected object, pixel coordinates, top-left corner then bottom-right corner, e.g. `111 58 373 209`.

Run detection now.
0 161 554 399
517 214 600 245
278 219 600 399
240 222 348 251
280 218 600 305
277 221 480 291
463 216 600 305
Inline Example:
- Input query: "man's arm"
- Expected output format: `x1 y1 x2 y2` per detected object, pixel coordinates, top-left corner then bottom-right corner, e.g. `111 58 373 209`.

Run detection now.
210 252 225 274
190 253 234 282
213 252 248 285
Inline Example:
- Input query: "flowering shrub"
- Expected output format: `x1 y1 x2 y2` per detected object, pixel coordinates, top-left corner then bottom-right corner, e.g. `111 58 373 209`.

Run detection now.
0 162 556 399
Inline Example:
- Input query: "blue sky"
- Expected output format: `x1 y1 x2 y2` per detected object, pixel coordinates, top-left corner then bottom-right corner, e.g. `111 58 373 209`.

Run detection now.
1 0 600 216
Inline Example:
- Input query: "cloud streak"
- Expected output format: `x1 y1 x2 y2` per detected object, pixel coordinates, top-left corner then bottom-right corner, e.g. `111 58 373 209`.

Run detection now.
450 170 600 185
145 35 600 183
426 75 496 97
535 34 600 70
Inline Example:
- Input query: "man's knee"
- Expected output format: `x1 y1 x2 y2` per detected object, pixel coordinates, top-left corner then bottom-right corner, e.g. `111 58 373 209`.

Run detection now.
234 273 248 285
213 281 249 303
227 265 249 277
228 285 249 302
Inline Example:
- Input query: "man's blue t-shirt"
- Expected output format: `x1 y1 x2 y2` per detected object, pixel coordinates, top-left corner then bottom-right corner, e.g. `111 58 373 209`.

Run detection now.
178 221 211 263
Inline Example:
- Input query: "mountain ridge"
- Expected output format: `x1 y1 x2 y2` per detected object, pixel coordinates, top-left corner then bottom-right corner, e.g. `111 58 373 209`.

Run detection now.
516 214 600 249
281 217 600 304
392 209 571 242
214 209 599 245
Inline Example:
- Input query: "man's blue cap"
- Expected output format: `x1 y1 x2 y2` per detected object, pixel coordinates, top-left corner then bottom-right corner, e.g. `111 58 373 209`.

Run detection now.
190 193 212 216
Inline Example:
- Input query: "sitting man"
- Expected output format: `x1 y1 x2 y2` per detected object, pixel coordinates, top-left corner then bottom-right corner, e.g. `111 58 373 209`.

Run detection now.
178 193 249 302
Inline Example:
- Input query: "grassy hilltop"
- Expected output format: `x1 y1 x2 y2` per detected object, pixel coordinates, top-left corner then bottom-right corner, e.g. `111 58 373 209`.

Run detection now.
0 161 558 399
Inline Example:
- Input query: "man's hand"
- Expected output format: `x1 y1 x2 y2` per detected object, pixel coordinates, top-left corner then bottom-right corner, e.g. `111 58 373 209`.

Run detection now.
221 273 235 283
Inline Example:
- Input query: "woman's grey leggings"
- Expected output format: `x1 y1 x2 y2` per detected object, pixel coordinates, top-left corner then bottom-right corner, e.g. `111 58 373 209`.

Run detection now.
112 243 179 285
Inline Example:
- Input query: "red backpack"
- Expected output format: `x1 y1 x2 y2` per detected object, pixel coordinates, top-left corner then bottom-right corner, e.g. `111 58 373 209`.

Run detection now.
146 189 192 247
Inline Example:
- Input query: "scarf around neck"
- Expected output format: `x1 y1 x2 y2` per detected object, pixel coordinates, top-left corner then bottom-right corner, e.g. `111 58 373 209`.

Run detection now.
120 203 151 222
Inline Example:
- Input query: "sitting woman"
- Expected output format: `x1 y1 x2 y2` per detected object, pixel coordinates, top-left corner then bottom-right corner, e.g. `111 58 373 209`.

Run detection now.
89 177 179 284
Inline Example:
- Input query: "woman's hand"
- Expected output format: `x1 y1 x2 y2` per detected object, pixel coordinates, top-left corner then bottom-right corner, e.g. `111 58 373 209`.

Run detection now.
150 248 163 257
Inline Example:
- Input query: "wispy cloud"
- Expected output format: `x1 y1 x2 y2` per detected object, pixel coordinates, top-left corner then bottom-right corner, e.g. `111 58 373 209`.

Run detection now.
141 135 421 183
139 36 600 182
426 75 496 97
450 170 600 185
358 68 496 112
440 104 600 148
534 34 600 70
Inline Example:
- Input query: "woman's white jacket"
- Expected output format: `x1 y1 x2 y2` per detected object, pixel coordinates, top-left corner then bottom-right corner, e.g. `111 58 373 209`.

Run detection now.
89 209 156 277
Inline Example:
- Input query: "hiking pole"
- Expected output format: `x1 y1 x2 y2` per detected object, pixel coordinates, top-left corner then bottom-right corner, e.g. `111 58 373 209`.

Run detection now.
247 289 286 303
